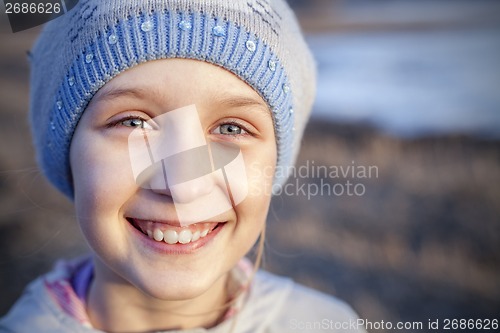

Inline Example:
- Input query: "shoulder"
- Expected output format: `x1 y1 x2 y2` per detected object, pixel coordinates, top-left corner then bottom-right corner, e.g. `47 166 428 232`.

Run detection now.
0 257 95 333
0 276 64 332
248 270 366 332
281 281 364 332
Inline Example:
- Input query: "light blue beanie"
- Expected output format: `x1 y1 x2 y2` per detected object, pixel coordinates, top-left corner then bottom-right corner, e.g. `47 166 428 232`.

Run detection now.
29 0 316 198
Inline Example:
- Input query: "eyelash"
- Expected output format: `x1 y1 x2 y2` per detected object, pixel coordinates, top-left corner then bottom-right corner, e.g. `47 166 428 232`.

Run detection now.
106 115 151 129
107 116 253 137
212 120 251 137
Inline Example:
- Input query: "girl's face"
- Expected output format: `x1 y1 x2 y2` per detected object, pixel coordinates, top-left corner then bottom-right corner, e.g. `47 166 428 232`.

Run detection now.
69 59 276 301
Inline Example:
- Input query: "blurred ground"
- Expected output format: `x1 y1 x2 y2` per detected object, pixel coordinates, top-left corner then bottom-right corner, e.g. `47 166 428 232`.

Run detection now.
266 121 500 329
1 1 500 332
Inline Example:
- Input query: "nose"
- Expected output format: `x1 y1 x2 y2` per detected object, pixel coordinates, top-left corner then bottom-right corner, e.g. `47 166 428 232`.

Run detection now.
138 153 216 201
161 145 216 203
133 105 216 202
138 159 171 196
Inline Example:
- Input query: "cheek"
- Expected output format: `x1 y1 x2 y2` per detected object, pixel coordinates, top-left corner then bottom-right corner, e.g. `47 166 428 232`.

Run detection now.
236 145 276 224
70 134 136 222
228 149 274 258
244 146 276 201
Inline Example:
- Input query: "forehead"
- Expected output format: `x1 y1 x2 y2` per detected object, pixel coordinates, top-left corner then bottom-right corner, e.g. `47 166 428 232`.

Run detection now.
91 58 269 112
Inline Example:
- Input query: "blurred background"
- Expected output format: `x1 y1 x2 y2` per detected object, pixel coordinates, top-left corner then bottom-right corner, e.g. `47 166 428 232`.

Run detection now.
1 0 499 331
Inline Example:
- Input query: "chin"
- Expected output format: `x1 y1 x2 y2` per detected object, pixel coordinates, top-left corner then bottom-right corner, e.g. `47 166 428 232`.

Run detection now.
130 269 222 301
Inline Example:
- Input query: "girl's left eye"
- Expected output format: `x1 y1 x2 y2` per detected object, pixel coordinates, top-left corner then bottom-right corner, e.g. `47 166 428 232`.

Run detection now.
213 123 248 136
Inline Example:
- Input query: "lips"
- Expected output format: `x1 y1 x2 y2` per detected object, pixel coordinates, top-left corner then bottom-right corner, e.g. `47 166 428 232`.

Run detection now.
127 218 222 245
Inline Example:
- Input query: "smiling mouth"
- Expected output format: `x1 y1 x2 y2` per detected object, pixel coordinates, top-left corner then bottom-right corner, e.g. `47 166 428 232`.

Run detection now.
127 218 222 245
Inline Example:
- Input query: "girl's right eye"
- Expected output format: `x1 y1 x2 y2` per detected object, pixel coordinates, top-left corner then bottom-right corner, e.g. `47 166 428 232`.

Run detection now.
111 116 154 130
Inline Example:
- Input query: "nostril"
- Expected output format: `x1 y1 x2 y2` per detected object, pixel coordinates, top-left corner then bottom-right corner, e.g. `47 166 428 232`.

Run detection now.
135 160 171 194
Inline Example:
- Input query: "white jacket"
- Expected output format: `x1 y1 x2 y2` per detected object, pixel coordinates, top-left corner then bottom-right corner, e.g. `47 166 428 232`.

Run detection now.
0 258 366 333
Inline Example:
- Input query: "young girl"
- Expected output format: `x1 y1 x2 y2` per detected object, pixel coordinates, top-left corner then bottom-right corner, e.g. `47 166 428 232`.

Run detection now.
1 1 365 332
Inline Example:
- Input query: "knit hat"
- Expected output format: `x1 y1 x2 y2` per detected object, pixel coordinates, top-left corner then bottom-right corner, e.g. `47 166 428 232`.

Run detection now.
29 0 316 198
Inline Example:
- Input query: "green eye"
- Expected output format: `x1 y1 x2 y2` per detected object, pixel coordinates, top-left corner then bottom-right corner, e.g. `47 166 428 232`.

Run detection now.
216 124 246 135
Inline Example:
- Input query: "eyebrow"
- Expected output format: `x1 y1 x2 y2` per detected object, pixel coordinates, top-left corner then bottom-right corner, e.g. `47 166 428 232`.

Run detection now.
214 92 271 117
93 86 152 104
93 86 271 116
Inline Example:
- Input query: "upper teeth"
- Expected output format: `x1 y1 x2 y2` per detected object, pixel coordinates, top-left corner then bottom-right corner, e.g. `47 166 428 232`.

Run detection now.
146 225 213 244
